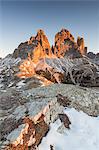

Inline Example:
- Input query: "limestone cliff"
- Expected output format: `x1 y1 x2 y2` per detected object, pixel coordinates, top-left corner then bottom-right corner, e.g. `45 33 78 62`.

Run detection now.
13 28 87 60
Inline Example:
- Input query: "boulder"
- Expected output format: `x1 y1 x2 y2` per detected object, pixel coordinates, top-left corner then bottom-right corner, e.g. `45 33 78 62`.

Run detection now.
58 113 71 129
0 83 99 149
0 88 64 149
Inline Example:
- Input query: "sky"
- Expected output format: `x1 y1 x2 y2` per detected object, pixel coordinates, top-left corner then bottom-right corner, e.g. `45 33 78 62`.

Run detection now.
0 0 99 58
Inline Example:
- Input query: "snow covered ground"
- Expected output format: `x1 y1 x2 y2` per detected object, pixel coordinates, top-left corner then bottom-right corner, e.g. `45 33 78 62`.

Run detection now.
39 108 99 150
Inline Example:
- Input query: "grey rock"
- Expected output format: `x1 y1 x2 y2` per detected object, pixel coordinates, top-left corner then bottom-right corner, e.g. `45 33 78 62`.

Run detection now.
0 83 99 149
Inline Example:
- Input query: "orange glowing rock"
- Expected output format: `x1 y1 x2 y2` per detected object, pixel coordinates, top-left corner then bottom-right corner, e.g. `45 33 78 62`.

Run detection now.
13 28 87 60
35 29 51 56
53 29 75 57
16 28 87 79
32 43 44 63
77 36 87 55
17 54 35 78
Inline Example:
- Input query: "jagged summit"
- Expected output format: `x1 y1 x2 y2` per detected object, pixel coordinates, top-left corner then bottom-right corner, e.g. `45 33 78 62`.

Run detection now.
55 28 75 42
53 29 87 57
36 29 45 36
53 29 76 57
13 28 87 60
13 29 51 60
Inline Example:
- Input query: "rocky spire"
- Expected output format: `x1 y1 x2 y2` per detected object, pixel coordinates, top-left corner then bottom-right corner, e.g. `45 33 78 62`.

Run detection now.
13 29 51 60
35 29 51 56
77 36 87 55
53 29 75 57
13 28 87 60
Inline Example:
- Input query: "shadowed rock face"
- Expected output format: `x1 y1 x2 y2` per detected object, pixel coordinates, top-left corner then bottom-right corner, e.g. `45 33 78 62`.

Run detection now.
87 52 99 66
87 52 99 60
87 52 96 59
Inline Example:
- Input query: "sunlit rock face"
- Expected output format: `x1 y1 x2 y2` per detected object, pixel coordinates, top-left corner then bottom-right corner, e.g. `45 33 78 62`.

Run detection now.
53 29 88 58
35 57 99 87
13 29 51 60
17 54 35 78
13 28 87 61
30 29 52 62
13 28 98 83
35 29 51 56
53 29 75 57
53 29 86 58
77 36 87 55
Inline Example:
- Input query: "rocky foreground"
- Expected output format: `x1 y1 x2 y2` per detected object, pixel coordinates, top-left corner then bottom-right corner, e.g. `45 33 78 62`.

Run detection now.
0 83 99 149
0 28 99 149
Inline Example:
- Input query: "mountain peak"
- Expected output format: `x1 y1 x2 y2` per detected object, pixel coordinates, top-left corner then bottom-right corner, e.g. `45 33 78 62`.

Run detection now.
13 28 87 60
55 28 75 42
37 29 45 35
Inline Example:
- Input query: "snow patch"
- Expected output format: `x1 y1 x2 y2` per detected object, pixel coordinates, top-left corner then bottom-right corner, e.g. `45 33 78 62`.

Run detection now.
39 108 99 150
16 80 25 89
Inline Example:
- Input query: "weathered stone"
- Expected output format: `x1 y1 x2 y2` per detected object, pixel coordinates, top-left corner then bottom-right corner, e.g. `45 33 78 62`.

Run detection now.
87 52 96 59
56 94 71 107
0 88 64 149
50 145 54 150
6 124 26 144
0 84 99 149
22 84 99 116
35 57 99 87
58 114 71 129
0 117 23 141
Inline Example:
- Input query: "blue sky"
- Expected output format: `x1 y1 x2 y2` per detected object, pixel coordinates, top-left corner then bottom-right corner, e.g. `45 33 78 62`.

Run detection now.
0 0 99 57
